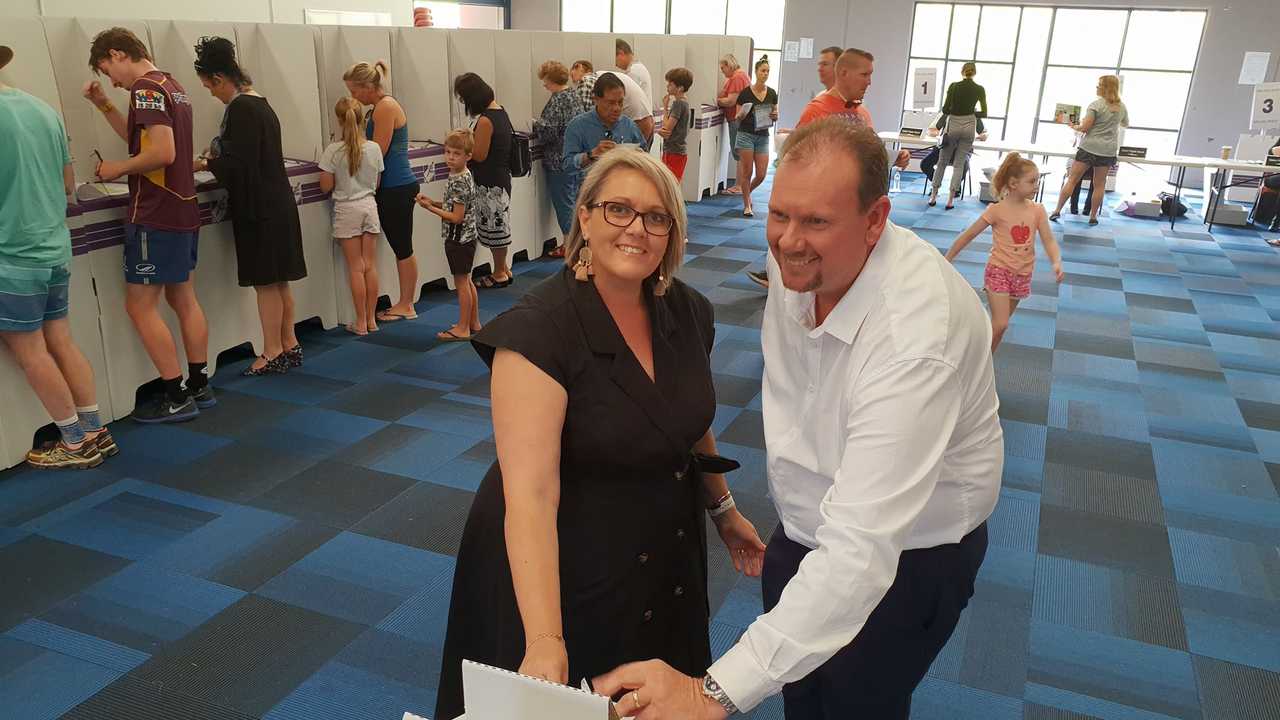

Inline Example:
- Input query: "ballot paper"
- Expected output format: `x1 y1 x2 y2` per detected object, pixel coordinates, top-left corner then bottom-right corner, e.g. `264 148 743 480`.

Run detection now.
75 181 130 202
753 104 775 129
463 660 624 720
193 170 217 186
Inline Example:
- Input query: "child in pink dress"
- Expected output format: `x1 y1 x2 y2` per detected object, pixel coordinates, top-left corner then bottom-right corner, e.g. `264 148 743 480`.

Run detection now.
946 152 1064 351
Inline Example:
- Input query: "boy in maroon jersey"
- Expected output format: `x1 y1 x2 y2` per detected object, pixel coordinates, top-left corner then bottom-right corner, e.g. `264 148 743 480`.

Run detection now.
83 27 213 422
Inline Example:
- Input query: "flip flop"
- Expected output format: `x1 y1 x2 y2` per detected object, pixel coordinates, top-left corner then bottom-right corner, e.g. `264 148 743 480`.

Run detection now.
743 208 754 217
476 275 513 289
343 324 367 336
1266 238 1280 247
376 310 417 323
437 329 470 342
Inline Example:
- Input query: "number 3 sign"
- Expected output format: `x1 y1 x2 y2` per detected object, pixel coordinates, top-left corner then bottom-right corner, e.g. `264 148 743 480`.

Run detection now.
1253 82 1280 131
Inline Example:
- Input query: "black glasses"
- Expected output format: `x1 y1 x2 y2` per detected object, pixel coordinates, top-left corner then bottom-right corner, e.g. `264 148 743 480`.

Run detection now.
588 201 674 235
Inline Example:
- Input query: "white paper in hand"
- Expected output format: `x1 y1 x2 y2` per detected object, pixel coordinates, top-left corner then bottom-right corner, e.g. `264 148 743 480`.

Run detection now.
463 660 610 720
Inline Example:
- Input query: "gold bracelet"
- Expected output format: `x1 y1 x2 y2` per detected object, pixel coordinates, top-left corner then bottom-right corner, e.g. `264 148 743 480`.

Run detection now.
525 632 564 650
96 102 115 114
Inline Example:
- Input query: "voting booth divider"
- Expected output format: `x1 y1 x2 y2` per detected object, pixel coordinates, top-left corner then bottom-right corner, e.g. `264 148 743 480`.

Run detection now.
0 18 750 469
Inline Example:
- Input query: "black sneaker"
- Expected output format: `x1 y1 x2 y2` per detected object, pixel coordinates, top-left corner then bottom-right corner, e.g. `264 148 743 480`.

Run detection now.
186 384 217 409
133 394 199 424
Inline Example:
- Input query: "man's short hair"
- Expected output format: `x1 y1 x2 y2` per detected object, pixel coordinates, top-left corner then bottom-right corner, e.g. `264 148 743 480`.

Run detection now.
664 67 693 92
572 59 593 73
592 72 625 98
837 47 874 71
615 39 633 56
88 27 151 72
820 45 843 59
778 117 888 212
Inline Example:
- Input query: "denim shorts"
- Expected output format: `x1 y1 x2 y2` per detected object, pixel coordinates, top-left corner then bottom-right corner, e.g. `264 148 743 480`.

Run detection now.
735 131 770 155
0 263 70 332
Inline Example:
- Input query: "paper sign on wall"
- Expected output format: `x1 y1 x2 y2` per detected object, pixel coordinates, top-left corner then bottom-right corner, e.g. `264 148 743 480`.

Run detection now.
913 67 937 109
1239 52 1271 86
1253 82 1280 131
799 38 814 59
783 41 800 63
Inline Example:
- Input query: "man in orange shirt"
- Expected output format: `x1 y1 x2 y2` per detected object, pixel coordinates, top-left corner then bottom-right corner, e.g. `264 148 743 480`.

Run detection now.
797 50 908 171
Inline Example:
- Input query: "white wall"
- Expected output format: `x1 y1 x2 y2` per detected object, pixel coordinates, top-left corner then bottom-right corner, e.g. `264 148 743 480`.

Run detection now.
511 0 559 31
780 0 1280 170
6 0 413 24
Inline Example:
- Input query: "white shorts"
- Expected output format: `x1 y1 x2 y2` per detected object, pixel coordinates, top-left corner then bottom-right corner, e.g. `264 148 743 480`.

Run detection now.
333 196 381 239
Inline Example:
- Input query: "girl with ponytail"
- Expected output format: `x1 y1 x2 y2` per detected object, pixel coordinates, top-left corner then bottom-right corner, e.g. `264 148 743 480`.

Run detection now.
319 97 385 335
945 152 1064 351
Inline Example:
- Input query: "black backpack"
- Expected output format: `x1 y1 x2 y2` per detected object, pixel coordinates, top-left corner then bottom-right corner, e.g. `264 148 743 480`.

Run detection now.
1158 192 1187 218
509 132 532 178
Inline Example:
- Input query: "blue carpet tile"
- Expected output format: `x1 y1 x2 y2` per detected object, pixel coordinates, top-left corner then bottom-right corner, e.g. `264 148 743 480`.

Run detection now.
2 170 1280 719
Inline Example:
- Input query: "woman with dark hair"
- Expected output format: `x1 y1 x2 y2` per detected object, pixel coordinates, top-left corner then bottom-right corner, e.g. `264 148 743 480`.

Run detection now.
733 55 778 217
455 73 514 289
193 36 307 375
345 60 419 323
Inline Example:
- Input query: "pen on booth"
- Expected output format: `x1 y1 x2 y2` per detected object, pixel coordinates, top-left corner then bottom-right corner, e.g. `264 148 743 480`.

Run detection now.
90 149 110 194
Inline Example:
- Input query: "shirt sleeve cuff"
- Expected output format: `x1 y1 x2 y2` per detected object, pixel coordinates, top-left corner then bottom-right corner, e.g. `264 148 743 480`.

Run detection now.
708 641 783 714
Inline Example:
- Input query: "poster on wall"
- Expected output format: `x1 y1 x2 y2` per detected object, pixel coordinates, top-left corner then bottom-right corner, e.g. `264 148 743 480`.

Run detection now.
799 38 814 59
1253 82 1280 131
783 41 800 63
912 67 937 109
1239 52 1271 86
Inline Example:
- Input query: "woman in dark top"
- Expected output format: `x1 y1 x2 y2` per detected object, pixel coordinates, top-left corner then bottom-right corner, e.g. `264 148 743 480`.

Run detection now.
928 62 987 209
193 37 306 376
733 56 778 217
1264 138 1280 238
434 150 765 720
345 60 420 323
455 73 514 289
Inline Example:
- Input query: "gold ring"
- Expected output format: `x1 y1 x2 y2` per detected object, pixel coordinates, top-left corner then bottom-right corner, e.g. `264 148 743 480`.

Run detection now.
633 690 642 709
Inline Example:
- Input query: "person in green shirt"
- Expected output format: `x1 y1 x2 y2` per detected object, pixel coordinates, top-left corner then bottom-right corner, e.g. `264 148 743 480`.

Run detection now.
0 45 116 469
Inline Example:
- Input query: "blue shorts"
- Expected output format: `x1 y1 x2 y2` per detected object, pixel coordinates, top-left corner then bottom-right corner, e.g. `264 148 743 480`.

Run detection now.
124 224 199 285
0 263 70 332
735 131 770 155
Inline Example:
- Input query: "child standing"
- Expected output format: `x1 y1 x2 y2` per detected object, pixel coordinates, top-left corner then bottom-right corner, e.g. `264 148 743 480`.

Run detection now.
418 129 479 342
320 97 383 335
658 67 693 181
946 152 1064 351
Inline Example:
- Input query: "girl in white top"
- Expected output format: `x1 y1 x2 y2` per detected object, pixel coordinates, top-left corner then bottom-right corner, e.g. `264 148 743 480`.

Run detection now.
320 96 384 335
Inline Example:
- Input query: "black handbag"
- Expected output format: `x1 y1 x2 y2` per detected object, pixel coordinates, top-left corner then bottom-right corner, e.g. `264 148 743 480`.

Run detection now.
509 132 532 178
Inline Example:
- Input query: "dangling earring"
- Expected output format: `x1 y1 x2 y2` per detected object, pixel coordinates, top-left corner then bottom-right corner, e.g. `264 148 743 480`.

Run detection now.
573 243 594 281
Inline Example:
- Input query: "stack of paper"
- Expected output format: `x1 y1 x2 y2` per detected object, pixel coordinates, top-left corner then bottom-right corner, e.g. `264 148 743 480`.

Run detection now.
462 660 625 720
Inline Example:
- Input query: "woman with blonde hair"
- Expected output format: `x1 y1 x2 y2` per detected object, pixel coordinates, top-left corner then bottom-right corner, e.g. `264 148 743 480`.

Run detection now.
1051 74 1129 226
344 60 420 322
716 53 752 190
533 60 580 255
928 61 987 209
434 148 766 720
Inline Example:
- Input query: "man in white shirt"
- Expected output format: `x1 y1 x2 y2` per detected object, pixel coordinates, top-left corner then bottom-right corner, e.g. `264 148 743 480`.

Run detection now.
595 118 1003 719
616 38 653 109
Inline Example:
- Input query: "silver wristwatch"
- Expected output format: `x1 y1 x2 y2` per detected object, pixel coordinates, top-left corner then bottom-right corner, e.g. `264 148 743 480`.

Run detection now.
701 673 739 715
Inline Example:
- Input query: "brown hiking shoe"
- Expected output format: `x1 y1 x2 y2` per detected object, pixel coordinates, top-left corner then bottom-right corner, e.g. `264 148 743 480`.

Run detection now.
87 428 119 457
26 439 104 470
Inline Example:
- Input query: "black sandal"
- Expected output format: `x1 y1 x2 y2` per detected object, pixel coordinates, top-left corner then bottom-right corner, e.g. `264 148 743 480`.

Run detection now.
284 344 303 369
242 354 290 376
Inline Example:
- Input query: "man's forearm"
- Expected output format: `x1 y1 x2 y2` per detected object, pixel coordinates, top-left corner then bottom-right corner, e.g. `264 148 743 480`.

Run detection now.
122 147 174 176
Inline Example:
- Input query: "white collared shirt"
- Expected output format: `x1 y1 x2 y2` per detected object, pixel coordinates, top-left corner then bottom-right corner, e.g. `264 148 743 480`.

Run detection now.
709 221 1004 711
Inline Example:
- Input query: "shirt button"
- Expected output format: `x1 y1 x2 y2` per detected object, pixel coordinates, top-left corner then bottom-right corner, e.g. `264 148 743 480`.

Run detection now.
642 609 654 622
674 585 684 597
676 529 686 540
637 552 649 565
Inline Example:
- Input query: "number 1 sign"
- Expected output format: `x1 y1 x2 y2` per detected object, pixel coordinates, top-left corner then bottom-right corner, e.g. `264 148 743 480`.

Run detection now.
913 67 938 110
1253 82 1280 131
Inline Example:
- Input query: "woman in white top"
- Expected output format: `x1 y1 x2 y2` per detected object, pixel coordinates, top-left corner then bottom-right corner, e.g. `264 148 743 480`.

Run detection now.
319 96 384 335
1051 75 1128 226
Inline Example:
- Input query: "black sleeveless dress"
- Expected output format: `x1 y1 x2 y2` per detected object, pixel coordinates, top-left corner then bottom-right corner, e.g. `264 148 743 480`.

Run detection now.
434 269 719 720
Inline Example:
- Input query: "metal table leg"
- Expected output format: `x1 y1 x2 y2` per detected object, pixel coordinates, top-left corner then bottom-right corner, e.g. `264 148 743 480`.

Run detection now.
1170 165 1185 231
1206 165 1227 234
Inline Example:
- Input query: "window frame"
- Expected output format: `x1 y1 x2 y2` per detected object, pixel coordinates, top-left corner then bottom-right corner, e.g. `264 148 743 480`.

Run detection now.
903 2 1206 150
